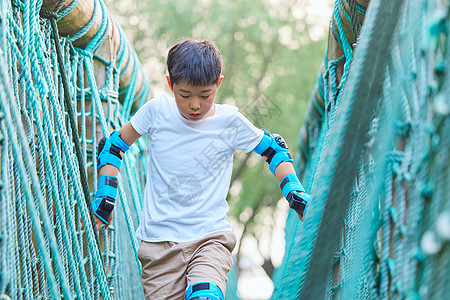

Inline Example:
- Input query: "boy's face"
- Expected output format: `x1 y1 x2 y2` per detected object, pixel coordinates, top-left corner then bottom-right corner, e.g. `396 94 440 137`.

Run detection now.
167 75 223 121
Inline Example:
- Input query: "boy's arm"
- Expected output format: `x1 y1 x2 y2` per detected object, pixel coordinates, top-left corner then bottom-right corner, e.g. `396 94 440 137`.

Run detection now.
93 122 141 230
254 129 310 221
271 161 308 221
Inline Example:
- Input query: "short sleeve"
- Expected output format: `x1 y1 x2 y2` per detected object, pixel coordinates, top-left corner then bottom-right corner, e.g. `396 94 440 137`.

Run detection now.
232 112 264 152
130 97 160 135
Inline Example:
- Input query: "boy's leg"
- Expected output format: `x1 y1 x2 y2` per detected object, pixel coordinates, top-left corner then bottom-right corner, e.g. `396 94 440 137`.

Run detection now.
184 231 236 298
138 240 188 300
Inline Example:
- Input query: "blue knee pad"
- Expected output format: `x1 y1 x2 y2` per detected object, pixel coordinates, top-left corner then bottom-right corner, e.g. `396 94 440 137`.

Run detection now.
186 282 224 300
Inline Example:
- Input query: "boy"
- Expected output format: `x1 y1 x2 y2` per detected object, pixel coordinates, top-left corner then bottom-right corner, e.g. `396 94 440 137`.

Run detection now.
94 38 310 300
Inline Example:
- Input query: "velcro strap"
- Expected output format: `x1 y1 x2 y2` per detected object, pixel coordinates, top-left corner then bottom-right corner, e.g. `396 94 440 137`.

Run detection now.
280 174 305 198
252 129 272 155
268 151 293 174
186 282 223 300
104 175 118 188
193 283 210 292
95 175 119 199
109 130 131 152
97 150 122 170
261 147 276 163
97 138 122 170
92 196 115 224
109 144 122 158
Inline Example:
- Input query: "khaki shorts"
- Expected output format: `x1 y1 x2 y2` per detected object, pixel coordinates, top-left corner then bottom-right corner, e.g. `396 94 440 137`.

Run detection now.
137 231 236 300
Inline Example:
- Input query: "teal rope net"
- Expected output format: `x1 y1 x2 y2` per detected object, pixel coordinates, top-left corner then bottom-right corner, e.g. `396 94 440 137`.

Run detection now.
2 0 448 299
0 0 240 299
0 0 152 298
272 0 449 299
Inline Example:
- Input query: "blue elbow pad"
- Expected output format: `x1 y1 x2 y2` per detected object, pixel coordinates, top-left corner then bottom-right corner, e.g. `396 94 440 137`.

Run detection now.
253 129 272 155
97 130 131 171
253 129 293 174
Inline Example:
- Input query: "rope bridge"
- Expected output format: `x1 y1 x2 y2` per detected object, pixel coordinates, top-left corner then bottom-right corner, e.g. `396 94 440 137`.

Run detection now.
1 0 448 299
0 0 150 298
0 0 241 298
272 0 449 299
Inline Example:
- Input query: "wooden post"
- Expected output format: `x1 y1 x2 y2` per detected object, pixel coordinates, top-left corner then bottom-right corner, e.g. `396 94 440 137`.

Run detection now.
41 0 147 106
40 0 148 206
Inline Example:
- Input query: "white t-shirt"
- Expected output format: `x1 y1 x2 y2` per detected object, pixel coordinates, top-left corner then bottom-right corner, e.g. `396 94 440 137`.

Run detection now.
130 94 263 242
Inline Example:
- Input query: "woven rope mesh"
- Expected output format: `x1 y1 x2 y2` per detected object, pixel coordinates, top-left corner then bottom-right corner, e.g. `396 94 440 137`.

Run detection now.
1 0 448 299
1 0 148 298
271 0 449 299
0 0 242 298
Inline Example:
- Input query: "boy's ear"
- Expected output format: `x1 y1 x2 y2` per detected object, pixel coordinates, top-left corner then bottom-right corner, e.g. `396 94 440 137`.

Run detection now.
166 75 173 92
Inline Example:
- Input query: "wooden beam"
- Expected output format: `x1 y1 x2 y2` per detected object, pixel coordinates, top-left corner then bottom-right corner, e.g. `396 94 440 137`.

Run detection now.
41 0 148 106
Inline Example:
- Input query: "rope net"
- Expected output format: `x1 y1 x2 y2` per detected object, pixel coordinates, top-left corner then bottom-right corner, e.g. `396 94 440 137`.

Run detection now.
1 0 448 299
272 0 449 299
0 0 152 298
0 0 241 298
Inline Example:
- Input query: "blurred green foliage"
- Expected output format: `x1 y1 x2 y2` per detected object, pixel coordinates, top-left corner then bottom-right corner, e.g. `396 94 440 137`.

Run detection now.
106 0 326 261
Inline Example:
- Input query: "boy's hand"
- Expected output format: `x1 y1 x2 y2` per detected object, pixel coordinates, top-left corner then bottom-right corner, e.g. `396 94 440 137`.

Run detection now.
94 212 113 231
279 173 311 221
80 211 113 233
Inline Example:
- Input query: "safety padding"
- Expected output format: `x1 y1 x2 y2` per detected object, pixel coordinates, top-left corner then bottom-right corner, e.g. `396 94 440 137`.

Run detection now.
252 129 293 174
186 282 224 300
280 174 306 198
287 191 310 218
280 174 310 218
97 130 131 171
93 175 118 223
252 129 272 155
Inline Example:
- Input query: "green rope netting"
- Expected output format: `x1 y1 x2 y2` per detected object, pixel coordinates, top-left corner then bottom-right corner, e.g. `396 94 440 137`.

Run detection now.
1 0 448 299
272 0 449 299
0 0 240 298
0 0 149 298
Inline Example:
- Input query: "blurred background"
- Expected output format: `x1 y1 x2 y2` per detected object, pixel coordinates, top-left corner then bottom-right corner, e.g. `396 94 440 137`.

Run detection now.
104 0 331 298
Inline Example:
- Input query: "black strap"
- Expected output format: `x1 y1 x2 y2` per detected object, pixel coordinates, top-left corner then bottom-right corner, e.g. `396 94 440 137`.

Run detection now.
96 196 115 221
261 147 276 163
110 144 123 159
280 176 290 190
289 193 307 216
104 176 118 189
193 282 210 292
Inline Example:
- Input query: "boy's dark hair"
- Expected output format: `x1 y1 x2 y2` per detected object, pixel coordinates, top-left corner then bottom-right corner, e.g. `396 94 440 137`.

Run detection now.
167 38 222 87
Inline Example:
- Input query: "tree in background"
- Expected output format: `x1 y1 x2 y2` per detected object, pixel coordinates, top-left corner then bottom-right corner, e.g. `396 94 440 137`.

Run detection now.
106 0 328 280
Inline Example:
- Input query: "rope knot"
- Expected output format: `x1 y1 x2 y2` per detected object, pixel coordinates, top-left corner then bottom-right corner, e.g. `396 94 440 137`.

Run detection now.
39 9 59 20
75 47 93 58
386 150 404 164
